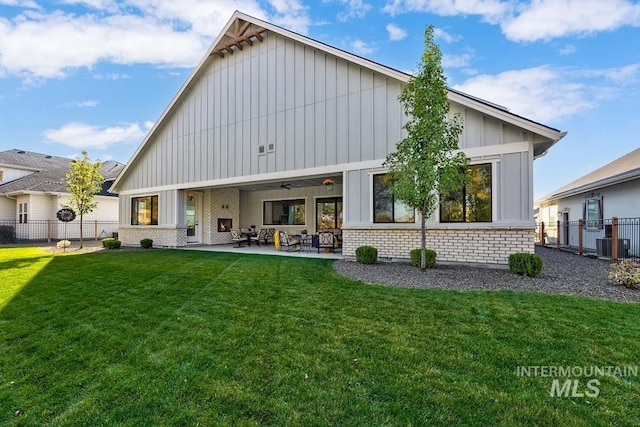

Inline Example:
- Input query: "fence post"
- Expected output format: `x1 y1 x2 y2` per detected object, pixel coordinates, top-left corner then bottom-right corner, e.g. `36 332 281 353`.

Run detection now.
578 219 583 256
612 217 619 263
47 219 52 243
540 222 545 246
95 220 98 241
556 220 561 249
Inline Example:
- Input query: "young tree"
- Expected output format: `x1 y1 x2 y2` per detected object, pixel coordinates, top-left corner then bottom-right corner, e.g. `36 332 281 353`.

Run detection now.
64 151 105 248
384 25 468 270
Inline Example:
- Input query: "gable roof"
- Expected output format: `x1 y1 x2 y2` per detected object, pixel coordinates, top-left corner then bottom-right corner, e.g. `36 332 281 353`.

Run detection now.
0 149 125 196
537 146 640 203
112 10 566 191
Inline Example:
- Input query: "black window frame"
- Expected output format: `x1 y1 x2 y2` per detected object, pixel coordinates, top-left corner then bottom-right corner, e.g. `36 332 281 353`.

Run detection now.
131 195 159 226
263 199 306 226
316 197 343 231
373 174 415 224
439 163 492 223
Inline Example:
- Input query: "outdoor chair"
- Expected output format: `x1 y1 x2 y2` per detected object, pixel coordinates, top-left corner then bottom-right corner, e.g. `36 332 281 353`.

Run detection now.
318 231 336 253
250 228 269 246
230 229 246 248
266 228 276 243
279 231 300 251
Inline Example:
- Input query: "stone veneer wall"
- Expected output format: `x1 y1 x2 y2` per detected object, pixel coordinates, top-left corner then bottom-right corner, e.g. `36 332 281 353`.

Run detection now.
118 226 187 248
342 227 534 265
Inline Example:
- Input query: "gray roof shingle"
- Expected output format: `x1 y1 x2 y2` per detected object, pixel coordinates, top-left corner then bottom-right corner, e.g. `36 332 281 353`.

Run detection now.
0 149 125 195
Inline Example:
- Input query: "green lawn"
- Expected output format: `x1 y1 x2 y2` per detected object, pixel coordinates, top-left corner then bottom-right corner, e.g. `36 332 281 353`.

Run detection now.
1 247 639 426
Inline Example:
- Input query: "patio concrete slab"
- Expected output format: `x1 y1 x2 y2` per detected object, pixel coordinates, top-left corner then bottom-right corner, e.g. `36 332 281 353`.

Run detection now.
179 243 343 260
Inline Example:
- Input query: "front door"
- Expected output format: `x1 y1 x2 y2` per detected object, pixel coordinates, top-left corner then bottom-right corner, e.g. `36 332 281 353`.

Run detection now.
186 192 202 243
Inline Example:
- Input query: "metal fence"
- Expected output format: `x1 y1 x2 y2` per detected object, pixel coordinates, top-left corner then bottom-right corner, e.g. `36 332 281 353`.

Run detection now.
536 217 640 260
0 220 119 244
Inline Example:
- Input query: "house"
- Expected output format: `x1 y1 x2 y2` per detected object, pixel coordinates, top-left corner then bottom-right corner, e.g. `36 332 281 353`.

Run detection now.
110 11 566 264
0 149 125 242
535 146 640 256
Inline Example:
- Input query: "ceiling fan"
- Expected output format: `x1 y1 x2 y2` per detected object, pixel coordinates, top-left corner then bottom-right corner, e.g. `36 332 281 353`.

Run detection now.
279 181 292 190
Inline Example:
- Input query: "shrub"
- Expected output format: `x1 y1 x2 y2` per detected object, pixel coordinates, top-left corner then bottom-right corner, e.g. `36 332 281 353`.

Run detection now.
508 253 543 277
56 240 71 249
410 248 436 268
608 260 640 289
356 246 378 264
0 225 16 244
140 238 153 249
102 238 122 249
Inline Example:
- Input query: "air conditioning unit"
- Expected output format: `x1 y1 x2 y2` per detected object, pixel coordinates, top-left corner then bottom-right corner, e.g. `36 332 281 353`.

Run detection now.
596 238 630 258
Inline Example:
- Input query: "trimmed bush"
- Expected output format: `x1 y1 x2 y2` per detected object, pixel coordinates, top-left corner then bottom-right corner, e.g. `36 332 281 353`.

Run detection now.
102 238 122 249
0 225 16 244
508 253 543 277
608 260 640 289
410 248 437 268
140 238 153 249
356 246 378 264
57 240 71 249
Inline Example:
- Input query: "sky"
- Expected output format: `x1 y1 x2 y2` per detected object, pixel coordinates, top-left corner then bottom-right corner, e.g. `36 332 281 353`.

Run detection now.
0 0 638 200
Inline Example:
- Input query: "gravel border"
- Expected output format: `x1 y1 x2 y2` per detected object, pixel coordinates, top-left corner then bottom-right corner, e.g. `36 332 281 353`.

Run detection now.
333 246 640 303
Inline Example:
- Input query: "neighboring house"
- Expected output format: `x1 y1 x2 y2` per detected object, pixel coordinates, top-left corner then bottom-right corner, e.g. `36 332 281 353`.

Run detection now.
111 11 565 264
0 149 125 241
535 146 640 255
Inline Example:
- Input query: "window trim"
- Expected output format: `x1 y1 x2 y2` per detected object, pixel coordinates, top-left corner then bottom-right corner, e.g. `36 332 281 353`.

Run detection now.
439 163 493 224
262 198 306 226
372 173 416 224
131 195 159 226
315 196 343 231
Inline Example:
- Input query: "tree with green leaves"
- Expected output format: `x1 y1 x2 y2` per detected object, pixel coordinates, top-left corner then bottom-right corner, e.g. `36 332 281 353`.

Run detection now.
64 151 105 248
383 25 469 270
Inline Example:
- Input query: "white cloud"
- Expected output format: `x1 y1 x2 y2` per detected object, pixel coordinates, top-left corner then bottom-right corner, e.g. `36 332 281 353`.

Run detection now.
337 0 372 21
503 0 640 42
386 23 407 41
382 0 640 42
0 1 312 80
557 44 576 56
93 73 131 80
76 100 99 107
43 122 146 149
383 0 511 23
434 27 461 43
351 39 375 55
442 52 474 68
144 120 155 129
0 0 39 8
453 64 640 124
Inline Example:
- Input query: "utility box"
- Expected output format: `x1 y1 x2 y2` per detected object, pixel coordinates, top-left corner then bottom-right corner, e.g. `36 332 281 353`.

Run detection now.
596 238 630 258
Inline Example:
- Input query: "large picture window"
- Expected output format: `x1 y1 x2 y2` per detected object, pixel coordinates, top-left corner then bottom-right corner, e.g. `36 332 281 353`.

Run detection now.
440 163 492 223
263 199 305 225
373 174 415 223
131 195 158 225
316 197 342 231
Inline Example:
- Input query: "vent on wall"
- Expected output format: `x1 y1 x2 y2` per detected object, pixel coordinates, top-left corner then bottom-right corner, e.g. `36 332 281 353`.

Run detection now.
268 143 275 152
258 145 265 154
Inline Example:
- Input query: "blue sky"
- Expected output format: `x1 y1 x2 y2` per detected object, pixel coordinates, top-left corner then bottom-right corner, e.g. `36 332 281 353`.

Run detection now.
0 0 638 200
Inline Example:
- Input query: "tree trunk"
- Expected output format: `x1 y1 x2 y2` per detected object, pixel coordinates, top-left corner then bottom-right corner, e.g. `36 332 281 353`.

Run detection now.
421 201 428 271
79 213 84 249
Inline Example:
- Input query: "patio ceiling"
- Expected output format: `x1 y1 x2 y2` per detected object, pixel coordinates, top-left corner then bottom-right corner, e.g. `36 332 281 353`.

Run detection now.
233 175 343 192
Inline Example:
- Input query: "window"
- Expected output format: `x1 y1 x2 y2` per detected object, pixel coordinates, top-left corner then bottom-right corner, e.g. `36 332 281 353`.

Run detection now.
440 163 492 223
18 202 27 223
316 197 343 231
585 197 603 229
131 196 158 225
373 174 415 223
263 199 305 225
0 170 4 182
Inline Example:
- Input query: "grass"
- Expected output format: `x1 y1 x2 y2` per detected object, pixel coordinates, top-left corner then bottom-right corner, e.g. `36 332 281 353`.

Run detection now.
1 247 639 426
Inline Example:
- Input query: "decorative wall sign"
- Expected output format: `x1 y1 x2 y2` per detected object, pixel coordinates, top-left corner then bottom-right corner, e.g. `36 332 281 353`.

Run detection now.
56 208 76 222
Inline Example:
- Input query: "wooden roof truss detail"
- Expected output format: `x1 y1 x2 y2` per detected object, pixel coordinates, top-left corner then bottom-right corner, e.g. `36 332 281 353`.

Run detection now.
211 18 266 58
